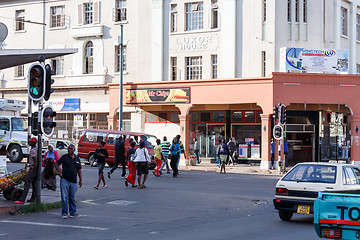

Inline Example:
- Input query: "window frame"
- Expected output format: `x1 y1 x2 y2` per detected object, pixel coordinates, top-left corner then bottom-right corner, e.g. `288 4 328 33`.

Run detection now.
15 9 25 31
115 45 127 73
84 2 93 25
171 57 177 80
211 54 218 79
262 0 266 23
185 2 204 31
170 4 177 32
341 7 348 36
295 0 299 23
357 14 360 41
50 5 65 28
211 0 218 29
303 0 307 23
14 65 24 78
51 57 64 76
84 41 94 74
115 0 127 22
185 56 202 80
287 0 291 22
261 51 266 77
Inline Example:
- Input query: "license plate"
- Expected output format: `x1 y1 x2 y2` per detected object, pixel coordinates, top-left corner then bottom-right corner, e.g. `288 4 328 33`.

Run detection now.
297 205 310 214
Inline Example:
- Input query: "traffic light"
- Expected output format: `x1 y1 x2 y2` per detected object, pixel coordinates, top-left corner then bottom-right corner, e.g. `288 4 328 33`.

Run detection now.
28 63 46 101
280 104 287 125
273 125 283 140
30 112 39 135
44 64 55 101
41 105 56 137
273 106 278 120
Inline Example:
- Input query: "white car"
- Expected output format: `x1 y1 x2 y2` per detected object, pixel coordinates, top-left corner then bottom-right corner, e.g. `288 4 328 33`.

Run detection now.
49 139 78 157
273 162 360 221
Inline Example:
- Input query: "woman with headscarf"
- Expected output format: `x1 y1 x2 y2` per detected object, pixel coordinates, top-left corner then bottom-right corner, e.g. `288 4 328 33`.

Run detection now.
41 144 60 191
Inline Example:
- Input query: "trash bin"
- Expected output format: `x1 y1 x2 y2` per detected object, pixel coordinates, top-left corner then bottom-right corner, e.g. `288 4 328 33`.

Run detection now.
189 156 197 166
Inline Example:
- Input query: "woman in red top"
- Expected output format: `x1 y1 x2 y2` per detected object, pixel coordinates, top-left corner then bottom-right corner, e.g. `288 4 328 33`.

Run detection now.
125 141 137 188
41 144 60 191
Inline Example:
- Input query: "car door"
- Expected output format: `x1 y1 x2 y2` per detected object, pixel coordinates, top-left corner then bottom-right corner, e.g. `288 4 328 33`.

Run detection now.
0 118 11 142
342 166 360 193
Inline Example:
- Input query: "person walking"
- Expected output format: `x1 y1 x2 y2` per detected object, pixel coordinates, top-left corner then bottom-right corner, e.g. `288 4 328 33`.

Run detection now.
108 136 126 179
153 139 162 177
170 137 181 178
271 138 275 169
41 144 60 191
227 138 237 165
176 135 186 168
125 141 137 188
14 138 39 204
94 141 108 189
284 138 291 167
54 144 82 219
217 139 230 174
133 141 151 189
160 136 171 174
194 138 200 164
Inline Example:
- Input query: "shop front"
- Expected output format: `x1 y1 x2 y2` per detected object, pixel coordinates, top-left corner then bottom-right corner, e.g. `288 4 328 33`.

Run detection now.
108 72 360 169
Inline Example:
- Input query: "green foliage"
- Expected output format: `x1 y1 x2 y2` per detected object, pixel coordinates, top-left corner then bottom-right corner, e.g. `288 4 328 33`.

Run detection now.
18 201 61 214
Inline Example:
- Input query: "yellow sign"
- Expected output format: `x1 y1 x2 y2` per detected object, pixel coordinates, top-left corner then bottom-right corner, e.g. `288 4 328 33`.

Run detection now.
126 88 190 104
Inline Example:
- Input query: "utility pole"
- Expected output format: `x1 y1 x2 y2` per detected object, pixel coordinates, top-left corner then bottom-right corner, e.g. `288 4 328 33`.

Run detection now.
119 24 124 130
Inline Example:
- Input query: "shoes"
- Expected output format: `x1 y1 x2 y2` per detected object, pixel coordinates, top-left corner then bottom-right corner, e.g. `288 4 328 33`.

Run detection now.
167 172 171 174
132 185 137 188
137 185 143 189
125 180 128 187
70 214 81 218
93 186 99 189
62 215 68 219
102 184 107 188
141 184 147 188
107 172 111 179
159 171 162 175
152 172 156 176
13 200 24 204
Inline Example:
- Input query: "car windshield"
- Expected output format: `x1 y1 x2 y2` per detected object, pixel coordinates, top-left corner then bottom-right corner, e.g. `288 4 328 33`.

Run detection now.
11 118 28 131
141 135 157 149
282 164 337 184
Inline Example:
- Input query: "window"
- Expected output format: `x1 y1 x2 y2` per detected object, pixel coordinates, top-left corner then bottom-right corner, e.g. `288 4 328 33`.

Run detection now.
283 164 336 184
115 45 127 72
170 112 180 122
262 0 266 22
353 167 360 184
146 112 156 122
211 0 218 29
214 112 225 122
171 57 177 80
0 119 10 131
50 6 65 28
170 4 177 32
211 55 218 79
106 133 121 145
186 56 202 80
116 0 127 22
15 65 24 78
341 7 347 36
84 2 93 25
357 14 360 41
158 113 168 122
83 131 106 143
232 112 242 122
245 112 255 122
185 2 203 31
190 112 198 122
51 57 64 75
261 51 266 77
287 0 291 22
15 10 25 31
303 0 307 23
357 64 360 74
84 41 93 74
295 0 299 22
343 167 358 185
200 112 211 122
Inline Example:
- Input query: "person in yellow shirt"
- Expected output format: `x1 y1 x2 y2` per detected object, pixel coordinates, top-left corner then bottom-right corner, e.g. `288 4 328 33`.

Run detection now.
153 139 162 177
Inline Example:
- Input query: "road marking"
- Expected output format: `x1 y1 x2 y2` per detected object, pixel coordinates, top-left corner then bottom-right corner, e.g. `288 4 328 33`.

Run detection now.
81 199 97 205
107 200 137 206
0 220 109 231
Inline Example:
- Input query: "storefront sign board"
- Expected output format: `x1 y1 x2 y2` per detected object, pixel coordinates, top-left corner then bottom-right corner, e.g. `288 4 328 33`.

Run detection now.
280 47 349 73
126 88 190 104
238 145 248 158
48 98 81 111
0 155 6 177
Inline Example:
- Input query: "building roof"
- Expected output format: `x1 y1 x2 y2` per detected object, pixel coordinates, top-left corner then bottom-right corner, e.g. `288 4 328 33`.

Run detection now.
0 48 77 70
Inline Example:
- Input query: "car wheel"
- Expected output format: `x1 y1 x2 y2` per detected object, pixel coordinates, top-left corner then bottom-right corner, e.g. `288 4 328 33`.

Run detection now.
10 188 23 201
278 210 293 221
8 145 23 163
89 155 97 167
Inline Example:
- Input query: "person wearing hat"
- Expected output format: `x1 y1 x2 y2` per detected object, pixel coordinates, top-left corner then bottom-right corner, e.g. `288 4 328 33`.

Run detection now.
41 144 60 191
14 137 39 204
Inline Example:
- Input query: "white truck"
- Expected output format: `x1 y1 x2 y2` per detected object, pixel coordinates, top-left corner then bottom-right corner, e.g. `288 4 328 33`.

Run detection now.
0 99 30 163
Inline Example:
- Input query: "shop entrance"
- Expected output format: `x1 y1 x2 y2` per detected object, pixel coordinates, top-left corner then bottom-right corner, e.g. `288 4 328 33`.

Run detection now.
191 124 226 159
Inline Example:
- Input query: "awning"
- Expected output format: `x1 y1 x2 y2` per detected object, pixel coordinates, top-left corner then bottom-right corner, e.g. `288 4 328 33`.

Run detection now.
0 48 78 70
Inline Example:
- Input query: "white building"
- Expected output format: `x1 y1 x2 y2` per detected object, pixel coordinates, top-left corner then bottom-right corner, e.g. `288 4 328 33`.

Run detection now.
0 0 360 142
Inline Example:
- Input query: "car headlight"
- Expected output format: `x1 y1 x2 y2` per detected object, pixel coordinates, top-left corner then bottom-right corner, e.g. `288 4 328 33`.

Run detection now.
21 141 27 146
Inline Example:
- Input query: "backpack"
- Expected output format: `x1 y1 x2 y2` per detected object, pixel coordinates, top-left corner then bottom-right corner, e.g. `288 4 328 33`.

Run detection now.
219 143 227 155
129 148 136 162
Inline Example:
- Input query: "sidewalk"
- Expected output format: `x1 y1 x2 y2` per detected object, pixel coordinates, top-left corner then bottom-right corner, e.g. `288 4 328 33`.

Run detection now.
0 188 60 216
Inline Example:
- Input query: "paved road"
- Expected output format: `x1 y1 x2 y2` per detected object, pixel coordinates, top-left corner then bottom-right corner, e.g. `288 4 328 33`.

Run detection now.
0 163 319 240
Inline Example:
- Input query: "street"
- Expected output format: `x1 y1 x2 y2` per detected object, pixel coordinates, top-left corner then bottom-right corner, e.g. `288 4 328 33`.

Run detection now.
0 163 319 240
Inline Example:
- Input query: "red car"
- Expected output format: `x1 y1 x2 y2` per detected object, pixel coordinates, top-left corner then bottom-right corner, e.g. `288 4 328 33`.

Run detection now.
77 129 157 169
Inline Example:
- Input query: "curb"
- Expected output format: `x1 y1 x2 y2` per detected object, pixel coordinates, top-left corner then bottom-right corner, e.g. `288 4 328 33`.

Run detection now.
0 204 21 216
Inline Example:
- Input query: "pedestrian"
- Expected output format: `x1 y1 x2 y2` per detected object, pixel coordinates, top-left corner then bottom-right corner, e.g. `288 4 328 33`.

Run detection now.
14 138 39 204
194 138 200 164
125 141 137 188
170 137 181 178
227 138 237 165
108 136 126 179
271 138 275 169
133 141 151 189
160 136 171 174
217 139 229 174
176 134 186 168
94 141 108 189
54 144 82 219
284 138 291 167
153 139 162 177
134 136 140 145
41 144 60 191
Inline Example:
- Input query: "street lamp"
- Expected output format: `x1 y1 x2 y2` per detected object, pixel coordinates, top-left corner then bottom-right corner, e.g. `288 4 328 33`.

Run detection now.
119 24 124 130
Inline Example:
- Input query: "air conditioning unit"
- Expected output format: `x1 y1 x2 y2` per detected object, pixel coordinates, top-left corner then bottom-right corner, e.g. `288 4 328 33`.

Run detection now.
0 99 26 111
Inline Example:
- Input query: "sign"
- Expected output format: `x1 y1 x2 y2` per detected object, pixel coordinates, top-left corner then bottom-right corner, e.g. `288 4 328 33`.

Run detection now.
49 98 80 111
238 145 248 158
170 33 219 52
245 138 254 145
0 155 6 177
74 114 83 128
273 125 283 140
126 88 190 104
280 47 349 73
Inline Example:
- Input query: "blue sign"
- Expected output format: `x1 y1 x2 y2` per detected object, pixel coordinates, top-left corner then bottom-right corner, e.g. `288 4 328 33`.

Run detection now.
61 98 80 111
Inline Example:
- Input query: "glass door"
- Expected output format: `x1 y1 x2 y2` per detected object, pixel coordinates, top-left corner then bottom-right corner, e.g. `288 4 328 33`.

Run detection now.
207 124 226 159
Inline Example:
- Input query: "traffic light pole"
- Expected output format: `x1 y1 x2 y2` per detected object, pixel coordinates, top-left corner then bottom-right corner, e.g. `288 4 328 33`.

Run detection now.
27 97 32 164
36 100 43 207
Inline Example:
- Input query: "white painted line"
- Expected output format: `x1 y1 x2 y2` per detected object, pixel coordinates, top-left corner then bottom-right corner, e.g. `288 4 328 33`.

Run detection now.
0 220 109 231
81 199 97 205
107 200 137 206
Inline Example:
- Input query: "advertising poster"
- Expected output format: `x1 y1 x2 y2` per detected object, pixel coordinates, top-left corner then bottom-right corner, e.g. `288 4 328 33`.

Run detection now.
0 155 6 177
126 88 190 104
48 98 80 112
280 47 349 73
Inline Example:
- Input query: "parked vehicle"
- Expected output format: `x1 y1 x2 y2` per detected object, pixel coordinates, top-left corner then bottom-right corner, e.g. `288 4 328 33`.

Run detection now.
77 129 157 168
49 139 78 157
314 192 360 240
273 162 360 221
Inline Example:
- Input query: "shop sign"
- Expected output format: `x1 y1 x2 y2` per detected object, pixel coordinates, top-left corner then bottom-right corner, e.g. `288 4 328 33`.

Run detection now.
280 47 349 73
48 98 80 112
126 88 190 104
74 114 84 128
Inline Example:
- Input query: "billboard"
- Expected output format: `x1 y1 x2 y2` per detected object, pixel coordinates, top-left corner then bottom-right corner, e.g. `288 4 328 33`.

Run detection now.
280 47 349 73
126 88 190 104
